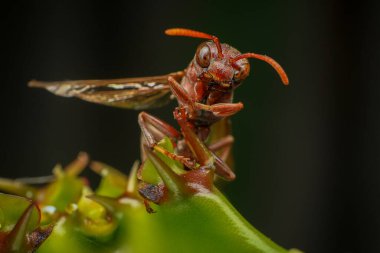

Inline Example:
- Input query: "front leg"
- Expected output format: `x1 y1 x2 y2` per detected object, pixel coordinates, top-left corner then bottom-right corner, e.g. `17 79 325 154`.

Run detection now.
167 77 243 118
194 102 243 117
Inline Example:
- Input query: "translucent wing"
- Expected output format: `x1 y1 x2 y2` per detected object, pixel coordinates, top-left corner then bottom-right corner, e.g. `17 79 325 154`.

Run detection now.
28 71 184 110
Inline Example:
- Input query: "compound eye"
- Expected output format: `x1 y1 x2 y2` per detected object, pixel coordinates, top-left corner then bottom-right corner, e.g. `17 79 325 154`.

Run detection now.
233 63 250 81
196 42 211 68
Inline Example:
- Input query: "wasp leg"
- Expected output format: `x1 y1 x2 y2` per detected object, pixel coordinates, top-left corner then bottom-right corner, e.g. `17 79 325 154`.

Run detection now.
213 153 235 181
194 102 244 117
138 111 181 144
167 76 195 111
208 135 234 161
173 107 214 168
208 135 236 180
173 107 235 181
167 77 243 118
209 135 235 180
138 112 196 169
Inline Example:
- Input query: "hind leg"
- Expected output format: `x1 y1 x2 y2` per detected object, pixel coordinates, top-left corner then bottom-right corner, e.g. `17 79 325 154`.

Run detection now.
208 135 234 162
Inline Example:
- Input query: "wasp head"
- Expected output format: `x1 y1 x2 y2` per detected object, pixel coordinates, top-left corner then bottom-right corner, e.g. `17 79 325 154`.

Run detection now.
194 42 250 92
165 28 289 92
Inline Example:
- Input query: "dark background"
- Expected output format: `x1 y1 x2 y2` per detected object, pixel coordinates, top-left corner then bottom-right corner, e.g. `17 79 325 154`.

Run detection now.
1 1 379 252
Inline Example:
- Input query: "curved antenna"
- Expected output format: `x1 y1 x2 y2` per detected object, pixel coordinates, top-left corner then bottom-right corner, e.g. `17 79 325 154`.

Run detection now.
231 53 289 85
165 28 223 58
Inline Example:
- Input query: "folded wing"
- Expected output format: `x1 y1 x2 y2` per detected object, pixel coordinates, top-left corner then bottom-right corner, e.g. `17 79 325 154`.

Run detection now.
29 71 184 110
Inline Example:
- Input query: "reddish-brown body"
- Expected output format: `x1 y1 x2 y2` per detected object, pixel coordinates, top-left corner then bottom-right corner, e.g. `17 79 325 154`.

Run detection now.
139 26 289 204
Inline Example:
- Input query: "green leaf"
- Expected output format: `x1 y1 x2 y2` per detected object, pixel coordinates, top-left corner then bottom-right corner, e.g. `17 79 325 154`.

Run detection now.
0 193 39 233
92 162 128 198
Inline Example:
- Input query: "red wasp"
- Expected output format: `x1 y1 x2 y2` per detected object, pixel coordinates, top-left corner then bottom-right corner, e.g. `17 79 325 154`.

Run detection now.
29 28 289 182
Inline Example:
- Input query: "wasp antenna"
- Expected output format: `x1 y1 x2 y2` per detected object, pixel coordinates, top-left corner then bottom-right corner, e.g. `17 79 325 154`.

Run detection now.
231 53 289 85
165 28 223 58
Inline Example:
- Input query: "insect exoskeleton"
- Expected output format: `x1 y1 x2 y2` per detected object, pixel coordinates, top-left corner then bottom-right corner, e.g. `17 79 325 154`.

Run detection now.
28 28 289 190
